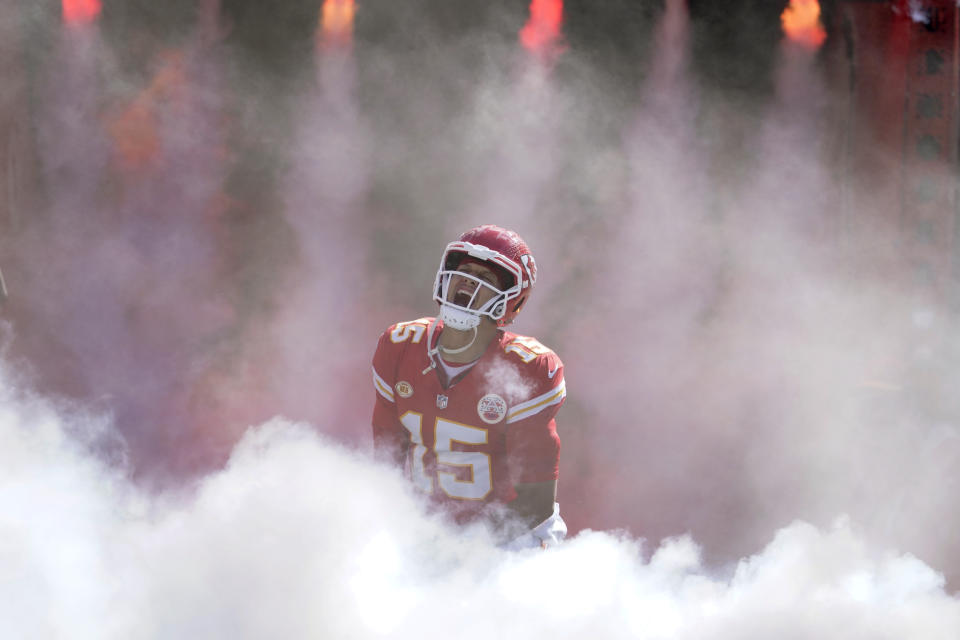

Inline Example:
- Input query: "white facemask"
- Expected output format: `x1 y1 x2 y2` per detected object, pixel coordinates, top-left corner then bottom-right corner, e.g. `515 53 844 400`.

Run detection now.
433 269 510 330
438 303 482 330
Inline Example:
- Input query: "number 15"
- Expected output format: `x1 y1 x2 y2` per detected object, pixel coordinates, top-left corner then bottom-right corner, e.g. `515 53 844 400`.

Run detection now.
399 412 492 501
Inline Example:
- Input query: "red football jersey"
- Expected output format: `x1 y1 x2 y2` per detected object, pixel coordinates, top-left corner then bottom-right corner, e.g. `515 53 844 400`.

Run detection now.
372 317 565 521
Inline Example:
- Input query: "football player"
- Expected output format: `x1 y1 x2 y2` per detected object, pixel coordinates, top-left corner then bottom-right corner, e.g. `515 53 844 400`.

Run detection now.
371 225 567 549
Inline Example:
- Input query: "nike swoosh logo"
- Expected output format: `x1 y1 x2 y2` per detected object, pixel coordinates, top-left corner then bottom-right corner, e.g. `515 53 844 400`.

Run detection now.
548 365 559 379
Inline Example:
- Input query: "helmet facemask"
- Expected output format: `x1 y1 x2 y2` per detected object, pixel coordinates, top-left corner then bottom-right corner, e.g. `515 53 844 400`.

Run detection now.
433 244 521 330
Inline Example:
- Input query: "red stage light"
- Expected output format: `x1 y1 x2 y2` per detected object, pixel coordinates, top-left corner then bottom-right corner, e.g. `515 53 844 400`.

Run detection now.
782 0 827 50
520 0 564 57
62 0 102 25
320 0 356 50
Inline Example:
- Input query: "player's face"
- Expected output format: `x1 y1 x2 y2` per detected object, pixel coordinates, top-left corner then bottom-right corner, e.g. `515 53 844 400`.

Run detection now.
449 262 501 310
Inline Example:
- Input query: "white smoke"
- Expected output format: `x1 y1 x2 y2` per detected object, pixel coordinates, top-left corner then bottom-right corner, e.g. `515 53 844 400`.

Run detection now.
2 355 959 639
482 356 534 404
906 0 931 24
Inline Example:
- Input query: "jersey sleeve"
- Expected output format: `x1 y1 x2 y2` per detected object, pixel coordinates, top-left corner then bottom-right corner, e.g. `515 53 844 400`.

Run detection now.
371 326 408 467
504 349 565 485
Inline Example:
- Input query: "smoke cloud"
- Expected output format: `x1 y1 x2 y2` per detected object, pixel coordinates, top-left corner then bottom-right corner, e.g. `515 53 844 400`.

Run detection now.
2 355 959 638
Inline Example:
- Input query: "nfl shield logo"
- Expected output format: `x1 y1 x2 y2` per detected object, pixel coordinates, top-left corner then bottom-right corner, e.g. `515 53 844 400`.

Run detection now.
436 394 448 409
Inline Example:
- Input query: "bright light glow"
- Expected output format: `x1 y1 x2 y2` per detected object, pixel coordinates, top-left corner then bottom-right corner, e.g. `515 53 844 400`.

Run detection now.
520 0 564 56
781 0 827 50
62 0 102 25
320 0 356 50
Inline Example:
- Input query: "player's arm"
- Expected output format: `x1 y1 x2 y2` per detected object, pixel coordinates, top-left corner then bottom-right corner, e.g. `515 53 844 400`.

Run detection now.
508 479 557 529
501 476 566 551
372 394 407 467
371 330 408 467
502 350 566 547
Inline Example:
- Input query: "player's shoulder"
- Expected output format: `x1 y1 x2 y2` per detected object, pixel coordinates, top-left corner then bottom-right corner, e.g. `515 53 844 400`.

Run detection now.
500 330 563 373
499 331 566 422
373 317 436 377
377 316 436 347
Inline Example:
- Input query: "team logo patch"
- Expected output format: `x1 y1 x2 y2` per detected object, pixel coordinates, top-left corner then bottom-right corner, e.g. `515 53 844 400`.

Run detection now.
521 253 537 285
395 381 413 398
477 394 507 424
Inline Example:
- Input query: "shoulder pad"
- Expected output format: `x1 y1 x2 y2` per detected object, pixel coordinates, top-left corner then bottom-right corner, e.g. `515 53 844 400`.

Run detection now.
384 317 434 346
503 334 557 365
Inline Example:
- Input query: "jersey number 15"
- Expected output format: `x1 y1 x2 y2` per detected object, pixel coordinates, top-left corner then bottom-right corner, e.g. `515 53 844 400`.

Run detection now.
399 411 492 501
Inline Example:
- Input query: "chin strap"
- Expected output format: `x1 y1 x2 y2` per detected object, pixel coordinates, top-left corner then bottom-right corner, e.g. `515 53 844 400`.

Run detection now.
438 325 477 356
422 354 438 376
422 321 439 375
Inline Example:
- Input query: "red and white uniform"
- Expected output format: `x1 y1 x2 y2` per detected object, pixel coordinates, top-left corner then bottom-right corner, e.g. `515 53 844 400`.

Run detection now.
372 316 565 522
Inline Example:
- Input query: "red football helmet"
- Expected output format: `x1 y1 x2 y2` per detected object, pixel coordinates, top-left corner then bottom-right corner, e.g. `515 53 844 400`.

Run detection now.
433 225 537 328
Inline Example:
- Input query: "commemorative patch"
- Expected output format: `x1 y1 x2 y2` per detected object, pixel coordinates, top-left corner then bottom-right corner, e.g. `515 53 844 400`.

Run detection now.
395 381 413 398
477 393 507 424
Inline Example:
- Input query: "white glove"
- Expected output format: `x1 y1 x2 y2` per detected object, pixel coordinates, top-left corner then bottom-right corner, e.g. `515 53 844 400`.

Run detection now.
503 502 567 550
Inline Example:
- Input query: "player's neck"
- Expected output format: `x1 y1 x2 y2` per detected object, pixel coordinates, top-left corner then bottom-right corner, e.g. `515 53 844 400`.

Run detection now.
438 321 497 363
